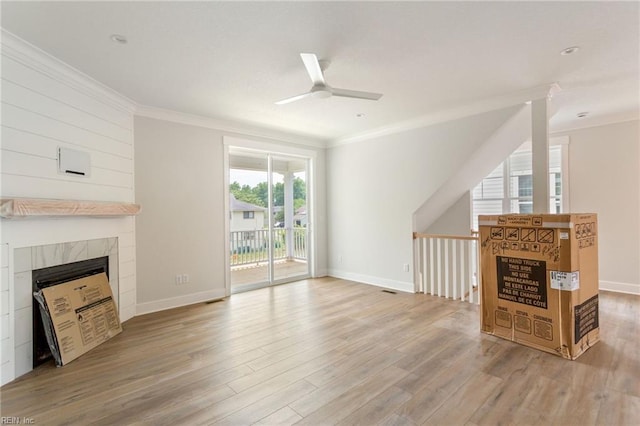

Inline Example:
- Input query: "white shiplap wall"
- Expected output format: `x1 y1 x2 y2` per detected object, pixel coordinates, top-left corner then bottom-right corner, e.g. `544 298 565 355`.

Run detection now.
0 30 136 385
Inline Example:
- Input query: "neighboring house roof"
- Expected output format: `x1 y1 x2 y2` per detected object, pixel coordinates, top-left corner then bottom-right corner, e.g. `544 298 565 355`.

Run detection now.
230 194 267 212
294 205 307 221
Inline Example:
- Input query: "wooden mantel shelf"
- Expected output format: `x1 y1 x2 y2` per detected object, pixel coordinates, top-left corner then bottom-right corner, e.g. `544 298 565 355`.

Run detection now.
0 198 141 218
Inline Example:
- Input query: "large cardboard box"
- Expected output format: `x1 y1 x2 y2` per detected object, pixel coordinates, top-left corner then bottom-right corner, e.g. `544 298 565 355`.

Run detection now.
479 214 599 360
33 272 122 366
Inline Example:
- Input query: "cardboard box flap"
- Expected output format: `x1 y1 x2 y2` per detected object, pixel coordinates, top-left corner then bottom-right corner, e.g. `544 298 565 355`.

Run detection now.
33 272 122 366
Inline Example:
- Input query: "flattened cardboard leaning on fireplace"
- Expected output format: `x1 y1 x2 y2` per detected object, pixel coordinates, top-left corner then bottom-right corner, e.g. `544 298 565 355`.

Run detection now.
33 272 122 366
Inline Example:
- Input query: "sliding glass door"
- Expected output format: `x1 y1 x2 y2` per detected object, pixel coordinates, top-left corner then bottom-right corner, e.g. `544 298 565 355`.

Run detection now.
228 148 310 293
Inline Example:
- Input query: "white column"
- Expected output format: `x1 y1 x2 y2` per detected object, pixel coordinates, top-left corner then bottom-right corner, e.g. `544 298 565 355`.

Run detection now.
283 172 294 259
532 97 550 213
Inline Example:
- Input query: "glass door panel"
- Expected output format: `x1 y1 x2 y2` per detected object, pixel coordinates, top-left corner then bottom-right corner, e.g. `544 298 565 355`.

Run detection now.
229 151 270 291
229 149 310 293
271 155 310 282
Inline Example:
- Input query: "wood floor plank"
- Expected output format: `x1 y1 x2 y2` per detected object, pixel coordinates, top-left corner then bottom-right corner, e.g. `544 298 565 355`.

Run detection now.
215 379 316 425
605 337 640 398
336 385 413 426
423 371 503 425
395 349 495 425
289 349 408 417
254 406 303 425
0 278 638 425
596 388 640 426
519 374 603 426
226 336 349 393
294 365 410 425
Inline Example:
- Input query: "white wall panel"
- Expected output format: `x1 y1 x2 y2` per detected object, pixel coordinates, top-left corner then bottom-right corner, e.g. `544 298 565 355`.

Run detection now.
2 104 132 159
1 174 133 202
2 126 133 173
1 150 133 190
1 56 132 129
1 79 131 142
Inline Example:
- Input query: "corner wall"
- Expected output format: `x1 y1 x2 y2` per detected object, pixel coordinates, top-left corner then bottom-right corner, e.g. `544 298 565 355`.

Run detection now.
556 119 640 294
326 106 523 292
426 192 472 235
134 117 226 312
134 116 328 314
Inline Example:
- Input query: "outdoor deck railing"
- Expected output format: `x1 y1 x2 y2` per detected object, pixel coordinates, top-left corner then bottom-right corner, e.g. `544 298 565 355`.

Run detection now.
230 228 307 267
413 232 481 304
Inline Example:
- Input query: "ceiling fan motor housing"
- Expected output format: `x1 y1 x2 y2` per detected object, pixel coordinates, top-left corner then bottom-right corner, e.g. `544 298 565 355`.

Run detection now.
311 85 332 98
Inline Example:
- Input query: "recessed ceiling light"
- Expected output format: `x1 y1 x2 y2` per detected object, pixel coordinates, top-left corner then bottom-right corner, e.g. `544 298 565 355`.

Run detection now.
576 111 589 118
356 113 365 118
110 34 128 44
560 46 580 56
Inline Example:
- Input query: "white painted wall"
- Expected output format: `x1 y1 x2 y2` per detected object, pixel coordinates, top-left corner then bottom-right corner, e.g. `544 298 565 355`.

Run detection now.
134 117 226 313
426 192 472 235
326 106 524 292
0 31 136 384
413 104 532 233
134 116 328 314
556 120 640 294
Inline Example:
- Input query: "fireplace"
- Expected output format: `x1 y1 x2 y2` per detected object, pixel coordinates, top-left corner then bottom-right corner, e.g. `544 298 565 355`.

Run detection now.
31 256 109 368
4 237 120 381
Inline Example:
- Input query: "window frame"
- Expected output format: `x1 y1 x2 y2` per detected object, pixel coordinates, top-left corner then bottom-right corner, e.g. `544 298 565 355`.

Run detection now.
471 137 569 230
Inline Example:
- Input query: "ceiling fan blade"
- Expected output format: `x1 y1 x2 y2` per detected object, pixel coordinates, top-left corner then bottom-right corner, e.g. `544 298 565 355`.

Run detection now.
275 91 314 105
331 88 383 101
300 53 326 86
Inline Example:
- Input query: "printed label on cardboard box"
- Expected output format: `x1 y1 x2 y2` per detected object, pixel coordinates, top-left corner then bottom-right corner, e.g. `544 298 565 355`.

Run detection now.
550 271 580 291
574 295 599 344
33 272 122 366
496 256 547 308
533 317 554 340
514 313 532 334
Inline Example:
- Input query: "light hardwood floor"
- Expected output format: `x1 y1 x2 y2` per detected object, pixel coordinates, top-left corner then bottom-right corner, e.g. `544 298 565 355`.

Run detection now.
1 277 638 425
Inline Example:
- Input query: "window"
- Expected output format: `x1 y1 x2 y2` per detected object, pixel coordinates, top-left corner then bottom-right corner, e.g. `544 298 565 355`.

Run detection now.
243 211 254 219
472 140 567 229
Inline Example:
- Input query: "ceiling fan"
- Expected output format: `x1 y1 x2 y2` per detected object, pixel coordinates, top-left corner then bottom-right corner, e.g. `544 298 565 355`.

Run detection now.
275 53 383 105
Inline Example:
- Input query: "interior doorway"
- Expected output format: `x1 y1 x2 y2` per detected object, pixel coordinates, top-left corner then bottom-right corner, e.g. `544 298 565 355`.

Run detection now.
227 146 311 293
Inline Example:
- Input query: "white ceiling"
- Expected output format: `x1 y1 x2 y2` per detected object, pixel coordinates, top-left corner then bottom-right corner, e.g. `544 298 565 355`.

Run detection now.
2 1 638 144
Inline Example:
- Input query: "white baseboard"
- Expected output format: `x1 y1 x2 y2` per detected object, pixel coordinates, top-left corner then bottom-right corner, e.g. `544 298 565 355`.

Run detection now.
327 269 415 293
599 280 640 295
313 268 329 278
136 288 226 316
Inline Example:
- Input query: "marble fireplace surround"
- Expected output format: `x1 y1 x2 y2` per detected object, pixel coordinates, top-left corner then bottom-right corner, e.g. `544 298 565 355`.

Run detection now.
12 237 119 378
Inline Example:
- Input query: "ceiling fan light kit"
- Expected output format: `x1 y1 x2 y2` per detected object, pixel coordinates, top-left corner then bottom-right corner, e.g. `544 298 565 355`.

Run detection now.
276 53 383 105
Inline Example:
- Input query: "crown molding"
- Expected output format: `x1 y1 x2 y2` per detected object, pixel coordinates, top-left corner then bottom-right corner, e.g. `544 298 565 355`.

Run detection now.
1 29 136 114
550 111 639 134
328 83 562 147
134 104 328 149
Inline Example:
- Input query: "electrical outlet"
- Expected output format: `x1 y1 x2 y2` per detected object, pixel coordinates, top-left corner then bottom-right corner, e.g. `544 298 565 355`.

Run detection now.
403 263 410 272
338 255 343 264
175 274 190 285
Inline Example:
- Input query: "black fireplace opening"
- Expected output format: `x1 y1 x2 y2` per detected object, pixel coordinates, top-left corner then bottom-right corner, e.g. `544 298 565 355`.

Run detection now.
31 256 109 368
